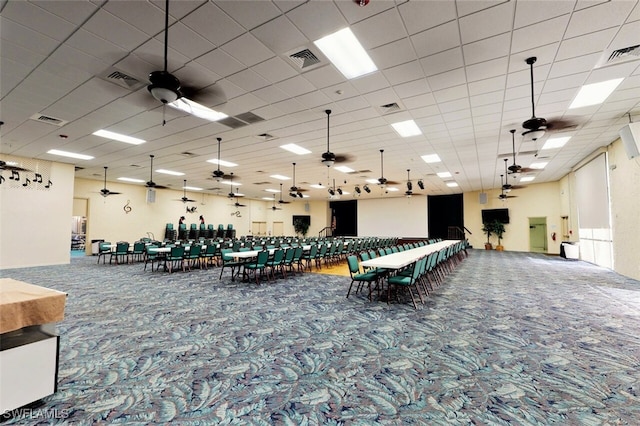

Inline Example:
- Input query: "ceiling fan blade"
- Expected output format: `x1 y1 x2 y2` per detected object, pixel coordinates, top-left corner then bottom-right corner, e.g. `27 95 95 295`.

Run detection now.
334 154 356 163
146 154 169 189
546 117 579 132
0 161 30 172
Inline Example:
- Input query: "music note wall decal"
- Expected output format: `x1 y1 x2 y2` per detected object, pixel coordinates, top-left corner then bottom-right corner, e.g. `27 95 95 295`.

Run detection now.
9 170 19 180
23 178 31 187
45 180 53 189
34 173 43 183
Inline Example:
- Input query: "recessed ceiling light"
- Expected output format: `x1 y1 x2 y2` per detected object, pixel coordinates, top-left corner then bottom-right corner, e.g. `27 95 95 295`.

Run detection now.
386 187 399 192
280 144 311 155
207 159 238 167
541 136 571 150
262 197 274 200
340 190 350 195
569 78 624 109
156 169 184 176
520 176 535 182
309 184 325 189
117 177 145 183
92 129 145 145
221 180 241 186
365 178 379 184
167 98 228 122
314 27 377 79
46 149 94 160
529 162 548 169
446 182 458 187
391 120 422 137
183 186 202 191
437 171 452 178
421 154 441 164
335 166 355 173
270 174 290 180
264 188 280 193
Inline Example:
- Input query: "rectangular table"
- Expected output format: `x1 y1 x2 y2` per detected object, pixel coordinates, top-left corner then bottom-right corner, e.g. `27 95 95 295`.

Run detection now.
360 240 458 270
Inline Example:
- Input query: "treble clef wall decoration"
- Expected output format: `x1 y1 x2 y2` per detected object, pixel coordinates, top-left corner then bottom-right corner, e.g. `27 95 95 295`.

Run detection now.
123 200 132 214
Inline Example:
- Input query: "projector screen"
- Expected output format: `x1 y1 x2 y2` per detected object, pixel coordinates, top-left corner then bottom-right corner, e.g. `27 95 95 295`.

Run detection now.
357 197 428 237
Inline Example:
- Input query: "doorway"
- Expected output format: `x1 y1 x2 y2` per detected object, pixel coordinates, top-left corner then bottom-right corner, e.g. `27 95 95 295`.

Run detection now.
272 221 284 237
329 200 357 236
251 221 267 236
427 194 464 240
529 217 547 253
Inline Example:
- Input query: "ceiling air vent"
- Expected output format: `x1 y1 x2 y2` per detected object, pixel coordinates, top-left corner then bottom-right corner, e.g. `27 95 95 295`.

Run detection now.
218 117 249 129
289 48 321 69
378 102 401 115
596 44 640 68
180 151 197 157
236 112 265 124
30 114 68 127
256 133 275 141
99 68 145 90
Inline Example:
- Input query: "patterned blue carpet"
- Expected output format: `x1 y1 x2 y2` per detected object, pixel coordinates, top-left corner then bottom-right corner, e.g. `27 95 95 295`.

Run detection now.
2 250 640 425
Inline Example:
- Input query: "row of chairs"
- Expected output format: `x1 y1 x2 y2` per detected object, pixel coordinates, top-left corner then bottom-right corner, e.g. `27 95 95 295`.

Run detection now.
347 241 467 309
96 241 147 265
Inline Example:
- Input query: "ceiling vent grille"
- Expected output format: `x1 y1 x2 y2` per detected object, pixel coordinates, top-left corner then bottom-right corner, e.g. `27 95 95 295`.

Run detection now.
29 114 68 127
378 102 401 114
99 68 145 90
289 48 321 69
236 112 265 124
180 151 197 157
256 133 275 141
596 44 640 68
218 117 249 129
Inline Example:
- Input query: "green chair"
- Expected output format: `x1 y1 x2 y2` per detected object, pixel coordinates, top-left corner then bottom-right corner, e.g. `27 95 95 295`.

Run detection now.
301 244 318 271
243 250 269 284
346 255 378 301
201 244 217 269
267 248 285 279
387 257 425 309
131 242 146 262
219 248 244 281
144 245 161 271
164 246 185 273
96 241 112 264
109 242 130 265
184 244 202 271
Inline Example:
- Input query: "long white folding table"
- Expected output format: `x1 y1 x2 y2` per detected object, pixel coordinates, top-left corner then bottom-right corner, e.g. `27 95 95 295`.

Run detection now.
360 240 459 270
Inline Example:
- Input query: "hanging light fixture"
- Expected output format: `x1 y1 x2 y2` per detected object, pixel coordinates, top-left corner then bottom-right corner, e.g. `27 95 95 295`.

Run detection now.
321 109 335 167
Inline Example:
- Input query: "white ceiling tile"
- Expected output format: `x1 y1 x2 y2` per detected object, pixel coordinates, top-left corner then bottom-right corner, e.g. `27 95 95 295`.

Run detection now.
102 0 166 36
468 76 506 96
181 2 244 46
0 58 31 97
511 15 570 54
351 8 406 50
411 21 461 59
251 16 309 54
223 93 267 116
433 85 469 103
548 53 602 79
0 16 60 56
83 9 151 51
303 65 346 89
466 57 509 83
221 33 274 68
226 69 270 92
383 61 425 85
158 23 214 61
609 20 640 51
459 2 514 45
30 0 99 25
439 98 470 114
362 88 399 108
285 1 347 41
195 48 245 78
65 29 129 64
275 75 315 97
565 1 637 39
216 0 281 30
48 44 111 77
335 0 396 25
370 38 417 70
0 39 46 68
470 91 504 108
462 33 511 65
397 0 457 35
456 1 509 18
295 90 333 110
252 57 299 84
394 79 430 99
2 1 76 41
402 93 436 110
556 28 618 62
421 48 464 77
513 0 574 29
426 67 466 91
350 72 390 95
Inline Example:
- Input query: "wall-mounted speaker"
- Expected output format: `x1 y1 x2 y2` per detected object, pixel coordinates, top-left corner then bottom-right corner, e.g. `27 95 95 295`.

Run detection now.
619 122 640 159
479 192 488 204
304 202 310 212
146 188 156 203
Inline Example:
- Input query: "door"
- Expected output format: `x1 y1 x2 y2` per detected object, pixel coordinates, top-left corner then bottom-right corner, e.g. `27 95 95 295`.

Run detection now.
251 221 267 236
529 217 547 253
272 221 284 237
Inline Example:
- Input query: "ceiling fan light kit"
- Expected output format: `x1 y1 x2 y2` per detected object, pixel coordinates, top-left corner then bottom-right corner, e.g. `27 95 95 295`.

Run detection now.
148 71 180 104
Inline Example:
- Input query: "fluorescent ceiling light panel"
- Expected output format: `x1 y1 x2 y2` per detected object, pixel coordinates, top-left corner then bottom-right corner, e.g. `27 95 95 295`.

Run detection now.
92 129 145 145
520 176 535 182
309 184 325 189
280 144 311 155
421 154 441 164
270 174 290 180
156 169 184 176
391 120 422 137
446 182 458 187
569 78 624 109
366 178 379 184
437 171 452 178
262 197 274 200
264 189 280 193
386 187 399 192
207 159 238 167
314 28 377 79
168 98 228 122
335 166 355 173
221 180 241 186
541 136 571 150
183 186 202 191
117 177 145 183
47 149 94 160
340 191 350 195
233 192 245 197
529 162 548 169
301 194 310 198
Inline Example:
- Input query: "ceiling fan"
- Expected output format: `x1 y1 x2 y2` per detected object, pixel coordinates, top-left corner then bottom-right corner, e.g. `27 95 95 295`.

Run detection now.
321 109 354 167
99 167 121 197
278 183 290 204
176 179 196 203
271 194 282 211
146 155 168 189
289 162 305 198
405 169 421 197
521 56 577 139
146 0 226 124
499 174 517 200
211 137 236 182
502 159 526 190
507 129 534 174
0 159 29 172
377 149 399 186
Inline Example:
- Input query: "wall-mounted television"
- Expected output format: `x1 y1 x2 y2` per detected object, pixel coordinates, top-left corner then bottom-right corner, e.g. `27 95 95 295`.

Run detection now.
482 208 509 224
292 215 310 226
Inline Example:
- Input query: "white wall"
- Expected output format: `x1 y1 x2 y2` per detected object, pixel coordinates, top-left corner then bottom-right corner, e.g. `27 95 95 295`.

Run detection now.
357 196 428 237
0 157 75 269
463 181 563 254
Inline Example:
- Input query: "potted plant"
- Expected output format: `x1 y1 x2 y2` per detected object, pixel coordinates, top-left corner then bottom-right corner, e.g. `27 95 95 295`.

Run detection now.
493 220 506 251
293 218 309 237
481 221 494 250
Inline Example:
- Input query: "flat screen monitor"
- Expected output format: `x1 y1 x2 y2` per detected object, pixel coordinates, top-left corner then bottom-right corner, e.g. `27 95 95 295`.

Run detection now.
482 208 509 224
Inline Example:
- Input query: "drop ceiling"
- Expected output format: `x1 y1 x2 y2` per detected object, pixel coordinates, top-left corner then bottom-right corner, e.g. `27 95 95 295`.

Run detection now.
1 0 639 200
